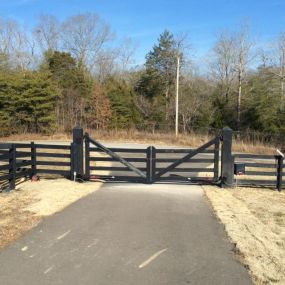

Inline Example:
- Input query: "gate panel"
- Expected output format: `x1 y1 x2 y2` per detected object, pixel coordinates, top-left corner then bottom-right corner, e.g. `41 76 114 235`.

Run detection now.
85 133 221 185
85 133 147 182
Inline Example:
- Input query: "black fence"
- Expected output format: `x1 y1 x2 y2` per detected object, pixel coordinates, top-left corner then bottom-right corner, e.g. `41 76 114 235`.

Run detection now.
0 142 73 191
0 126 284 191
233 153 284 190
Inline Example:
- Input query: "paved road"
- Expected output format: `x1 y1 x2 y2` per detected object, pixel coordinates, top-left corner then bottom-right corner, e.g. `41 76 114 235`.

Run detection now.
0 184 252 285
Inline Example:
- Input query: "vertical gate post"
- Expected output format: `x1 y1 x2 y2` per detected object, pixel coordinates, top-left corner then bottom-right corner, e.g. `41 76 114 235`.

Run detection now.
8 144 16 191
221 127 234 188
213 138 220 182
31 142 37 178
72 127 84 179
276 155 283 191
151 147 156 183
85 133 90 180
146 146 156 184
70 142 75 180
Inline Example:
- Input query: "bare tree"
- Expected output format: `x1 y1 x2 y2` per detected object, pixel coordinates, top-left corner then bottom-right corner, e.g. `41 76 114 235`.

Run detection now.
211 26 254 129
0 18 34 70
210 32 236 100
61 13 114 70
117 37 137 72
94 48 118 82
235 26 254 130
34 15 61 52
268 33 285 103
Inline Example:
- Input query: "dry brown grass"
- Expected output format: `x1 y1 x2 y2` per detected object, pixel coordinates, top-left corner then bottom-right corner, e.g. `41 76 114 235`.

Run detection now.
0 132 71 142
204 186 285 285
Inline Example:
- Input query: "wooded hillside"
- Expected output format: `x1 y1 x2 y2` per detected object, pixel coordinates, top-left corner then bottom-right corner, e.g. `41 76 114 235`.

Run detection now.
1 14 285 138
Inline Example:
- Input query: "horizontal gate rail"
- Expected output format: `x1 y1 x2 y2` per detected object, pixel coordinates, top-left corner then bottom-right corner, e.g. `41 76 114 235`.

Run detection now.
90 166 214 172
90 157 147 162
90 147 147 153
155 149 214 154
35 144 71 150
87 135 146 179
0 153 9 160
90 156 214 163
37 161 71 166
234 153 273 159
0 144 12 149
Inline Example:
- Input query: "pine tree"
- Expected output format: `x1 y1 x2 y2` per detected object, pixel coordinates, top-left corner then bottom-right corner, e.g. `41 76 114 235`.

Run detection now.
104 77 141 128
136 30 179 123
0 70 60 135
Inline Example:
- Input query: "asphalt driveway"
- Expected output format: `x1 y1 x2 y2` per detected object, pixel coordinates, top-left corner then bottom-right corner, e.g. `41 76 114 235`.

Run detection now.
0 183 252 285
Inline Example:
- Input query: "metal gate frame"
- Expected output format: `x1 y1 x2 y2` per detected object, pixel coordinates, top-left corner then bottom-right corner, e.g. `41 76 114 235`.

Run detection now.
83 131 223 185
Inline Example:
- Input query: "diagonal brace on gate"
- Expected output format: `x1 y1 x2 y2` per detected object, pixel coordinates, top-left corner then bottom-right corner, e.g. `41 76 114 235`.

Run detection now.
155 137 220 179
87 136 146 179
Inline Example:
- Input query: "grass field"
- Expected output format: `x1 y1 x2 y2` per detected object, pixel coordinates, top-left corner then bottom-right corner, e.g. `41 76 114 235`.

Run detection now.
204 186 285 285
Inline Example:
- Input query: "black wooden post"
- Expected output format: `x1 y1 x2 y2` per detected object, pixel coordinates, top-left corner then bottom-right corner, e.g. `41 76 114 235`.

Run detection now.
146 146 156 184
213 138 220 182
146 147 152 184
72 127 84 179
276 155 283 191
85 133 90 180
31 142 37 177
8 144 16 190
70 142 75 180
221 127 234 188
151 147 156 183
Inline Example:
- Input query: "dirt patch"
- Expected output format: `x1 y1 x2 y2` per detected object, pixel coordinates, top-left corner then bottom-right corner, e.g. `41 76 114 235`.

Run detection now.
0 179 103 249
203 186 285 285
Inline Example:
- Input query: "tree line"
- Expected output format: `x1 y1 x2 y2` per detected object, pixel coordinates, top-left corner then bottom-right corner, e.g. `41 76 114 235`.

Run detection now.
1 13 285 137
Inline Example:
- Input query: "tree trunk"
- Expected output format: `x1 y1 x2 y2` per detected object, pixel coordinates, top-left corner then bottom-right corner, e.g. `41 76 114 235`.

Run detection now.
237 71 242 131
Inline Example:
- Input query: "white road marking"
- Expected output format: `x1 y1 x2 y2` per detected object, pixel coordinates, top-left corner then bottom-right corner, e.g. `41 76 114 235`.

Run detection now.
21 246 28 252
138 248 168 269
57 230 71 240
87 239 99 248
44 265 54 274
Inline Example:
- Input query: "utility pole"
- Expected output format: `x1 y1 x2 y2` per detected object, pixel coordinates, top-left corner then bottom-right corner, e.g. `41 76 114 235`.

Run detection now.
175 55 180 137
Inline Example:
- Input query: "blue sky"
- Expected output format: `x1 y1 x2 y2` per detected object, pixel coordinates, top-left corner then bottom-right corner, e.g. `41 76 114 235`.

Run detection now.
1 0 285 65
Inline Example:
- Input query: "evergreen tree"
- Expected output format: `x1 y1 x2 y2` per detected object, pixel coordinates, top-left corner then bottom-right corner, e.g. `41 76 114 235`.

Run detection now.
104 77 142 128
136 30 178 123
43 51 93 130
0 71 60 135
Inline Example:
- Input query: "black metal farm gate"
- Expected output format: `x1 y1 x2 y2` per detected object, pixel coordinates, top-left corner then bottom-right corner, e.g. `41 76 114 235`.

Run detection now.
84 133 221 184
0 126 284 191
